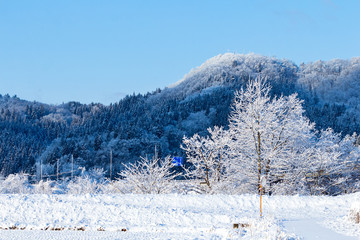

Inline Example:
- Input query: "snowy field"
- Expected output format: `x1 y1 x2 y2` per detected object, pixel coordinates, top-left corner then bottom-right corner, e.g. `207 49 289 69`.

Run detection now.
0 193 359 239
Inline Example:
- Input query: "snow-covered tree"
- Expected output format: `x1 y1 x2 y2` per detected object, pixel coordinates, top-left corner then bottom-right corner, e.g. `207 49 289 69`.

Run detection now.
181 76 360 195
301 129 341 195
120 155 180 194
227 76 315 194
0 173 31 194
181 126 230 192
340 133 360 193
306 130 360 195
66 175 102 194
269 128 346 195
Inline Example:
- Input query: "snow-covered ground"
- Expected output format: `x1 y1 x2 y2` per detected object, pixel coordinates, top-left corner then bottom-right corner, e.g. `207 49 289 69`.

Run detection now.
0 193 359 239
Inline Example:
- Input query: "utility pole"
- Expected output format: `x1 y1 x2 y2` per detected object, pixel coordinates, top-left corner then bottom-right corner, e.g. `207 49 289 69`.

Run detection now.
71 154 74 179
40 158 43 182
155 145 158 159
57 159 59 181
110 149 113 181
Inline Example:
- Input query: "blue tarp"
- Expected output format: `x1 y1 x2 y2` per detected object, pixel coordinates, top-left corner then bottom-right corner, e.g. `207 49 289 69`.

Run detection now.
172 157 183 166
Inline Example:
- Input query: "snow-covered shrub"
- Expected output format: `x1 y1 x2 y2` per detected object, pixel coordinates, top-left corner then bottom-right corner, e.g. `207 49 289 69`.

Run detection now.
349 203 360 224
65 168 111 194
66 176 102 194
101 179 129 194
353 181 360 193
86 167 106 182
0 173 31 194
49 179 68 194
120 156 181 194
32 180 56 194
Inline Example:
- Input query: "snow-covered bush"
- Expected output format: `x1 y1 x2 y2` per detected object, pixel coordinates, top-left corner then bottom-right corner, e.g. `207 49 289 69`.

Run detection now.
86 167 106 182
32 180 56 194
349 203 360 224
66 176 103 194
101 179 129 194
353 181 360 193
0 173 31 194
120 156 181 194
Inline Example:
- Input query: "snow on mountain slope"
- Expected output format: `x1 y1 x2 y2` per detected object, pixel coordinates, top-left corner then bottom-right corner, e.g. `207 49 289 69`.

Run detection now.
0 193 359 239
163 53 298 99
0 94 42 114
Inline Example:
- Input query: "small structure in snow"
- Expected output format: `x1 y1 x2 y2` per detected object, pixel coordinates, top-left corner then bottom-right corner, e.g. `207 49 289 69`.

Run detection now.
172 157 183 167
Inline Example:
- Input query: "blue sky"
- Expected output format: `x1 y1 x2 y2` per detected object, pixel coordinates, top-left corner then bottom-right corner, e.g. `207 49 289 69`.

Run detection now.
1 0 359 105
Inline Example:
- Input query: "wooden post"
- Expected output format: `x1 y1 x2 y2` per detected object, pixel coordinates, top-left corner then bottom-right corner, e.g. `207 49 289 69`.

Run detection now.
260 183 262 217
259 175 266 218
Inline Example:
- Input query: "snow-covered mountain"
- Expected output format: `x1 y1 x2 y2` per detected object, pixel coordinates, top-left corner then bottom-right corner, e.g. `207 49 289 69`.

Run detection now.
155 53 297 101
164 53 360 109
0 53 359 177
170 53 296 89
155 53 360 133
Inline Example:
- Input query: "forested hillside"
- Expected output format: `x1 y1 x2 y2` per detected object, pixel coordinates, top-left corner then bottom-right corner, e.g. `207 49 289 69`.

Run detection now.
1 53 359 177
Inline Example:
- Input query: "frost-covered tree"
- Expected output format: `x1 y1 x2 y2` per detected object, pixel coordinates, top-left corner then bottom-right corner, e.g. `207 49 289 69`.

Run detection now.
227 76 315 194
181 126 230 192
339 133 360 193
182 75 360 195
304 129 360 195
120 155 180 194
0 173 31 194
